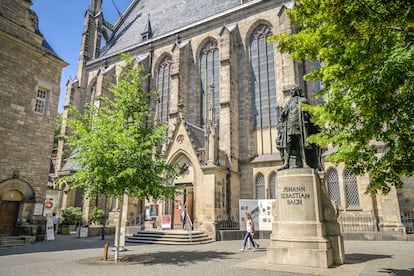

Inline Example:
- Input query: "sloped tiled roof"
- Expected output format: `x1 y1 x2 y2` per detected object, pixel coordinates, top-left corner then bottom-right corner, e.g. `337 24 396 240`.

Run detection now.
59 158 83 174
185 122 205 150
58 148 83 175
41 39 60 58
100 0 242 57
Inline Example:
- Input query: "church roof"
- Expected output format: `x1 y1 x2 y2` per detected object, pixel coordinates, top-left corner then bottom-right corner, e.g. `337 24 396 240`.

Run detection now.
58 148 83 175
99 0 243 57
185 122 205 150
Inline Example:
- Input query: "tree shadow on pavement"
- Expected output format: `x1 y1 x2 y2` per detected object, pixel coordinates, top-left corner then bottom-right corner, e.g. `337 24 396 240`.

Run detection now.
122 250 236 266
345 253 391 264
379 268 414 276
0 235 116 256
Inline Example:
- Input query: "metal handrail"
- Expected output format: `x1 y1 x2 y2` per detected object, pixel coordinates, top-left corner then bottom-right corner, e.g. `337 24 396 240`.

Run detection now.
186 213 193 244
127 214 144 226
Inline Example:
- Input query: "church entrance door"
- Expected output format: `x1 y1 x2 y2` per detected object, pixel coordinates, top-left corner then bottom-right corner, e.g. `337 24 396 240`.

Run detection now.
172 184 193 230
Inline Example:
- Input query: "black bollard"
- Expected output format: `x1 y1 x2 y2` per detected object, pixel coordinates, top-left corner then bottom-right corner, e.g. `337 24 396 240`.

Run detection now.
101 226 106 240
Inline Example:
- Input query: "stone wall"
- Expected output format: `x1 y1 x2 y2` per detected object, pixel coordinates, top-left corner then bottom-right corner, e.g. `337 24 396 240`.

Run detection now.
0 0 66 206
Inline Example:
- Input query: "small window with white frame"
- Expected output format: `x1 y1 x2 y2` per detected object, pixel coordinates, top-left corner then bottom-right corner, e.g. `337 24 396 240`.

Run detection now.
34 88 49 115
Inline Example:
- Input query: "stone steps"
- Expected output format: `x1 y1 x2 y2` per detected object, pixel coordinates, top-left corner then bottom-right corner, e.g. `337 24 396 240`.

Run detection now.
0 236 28 248
126 230 213 245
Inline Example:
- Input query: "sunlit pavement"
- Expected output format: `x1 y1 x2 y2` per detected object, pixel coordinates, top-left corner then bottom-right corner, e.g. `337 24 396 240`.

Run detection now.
0 234 413 276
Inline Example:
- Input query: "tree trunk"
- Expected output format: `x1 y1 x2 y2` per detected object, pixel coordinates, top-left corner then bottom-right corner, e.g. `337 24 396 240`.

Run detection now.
114 194 124 262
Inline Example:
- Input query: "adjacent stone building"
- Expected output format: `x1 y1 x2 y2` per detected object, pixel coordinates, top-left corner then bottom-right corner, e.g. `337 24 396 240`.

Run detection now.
0 0 67 237
56 0 412 240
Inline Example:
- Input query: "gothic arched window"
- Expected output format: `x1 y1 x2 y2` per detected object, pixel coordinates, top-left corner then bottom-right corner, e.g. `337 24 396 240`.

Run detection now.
269 172 276 199
327 168 341 207
250 24 277 130
156 55 172 123
200 40 219 128
255 173 265 199
344 169 360 208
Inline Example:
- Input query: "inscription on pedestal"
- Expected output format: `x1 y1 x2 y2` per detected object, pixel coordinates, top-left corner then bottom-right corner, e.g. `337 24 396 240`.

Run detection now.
280 186 311 205
268 169 342 268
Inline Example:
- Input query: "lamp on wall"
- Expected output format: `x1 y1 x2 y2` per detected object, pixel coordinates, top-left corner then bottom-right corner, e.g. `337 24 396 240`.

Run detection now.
12 170 19 178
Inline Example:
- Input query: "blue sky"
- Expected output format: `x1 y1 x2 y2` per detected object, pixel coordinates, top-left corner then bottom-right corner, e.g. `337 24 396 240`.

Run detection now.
31 0 131 113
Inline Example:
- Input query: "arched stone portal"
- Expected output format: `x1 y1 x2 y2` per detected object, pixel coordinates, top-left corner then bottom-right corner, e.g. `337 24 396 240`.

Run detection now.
0 179 35 235
171 155 195 230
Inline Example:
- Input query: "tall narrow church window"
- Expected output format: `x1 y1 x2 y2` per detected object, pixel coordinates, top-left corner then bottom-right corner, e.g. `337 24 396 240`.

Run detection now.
90 83 97 102
255 173 265 199
34 88 49 115
269 172 276 199
315 60 326 104
344 169 360 208
200 40 219 128
156 55 172 123
327 168 341 207
250 24 277 130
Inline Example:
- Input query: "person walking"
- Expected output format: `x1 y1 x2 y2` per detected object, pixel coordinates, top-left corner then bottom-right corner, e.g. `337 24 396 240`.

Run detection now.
180 203 187 230
52 213 59 234
240 212 259 252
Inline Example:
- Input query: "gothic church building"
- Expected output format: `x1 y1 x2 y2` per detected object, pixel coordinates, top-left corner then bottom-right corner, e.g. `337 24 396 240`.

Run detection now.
57 0 413 240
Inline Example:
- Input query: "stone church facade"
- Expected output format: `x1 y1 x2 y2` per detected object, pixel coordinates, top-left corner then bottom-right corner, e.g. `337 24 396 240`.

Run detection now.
56 0 412 240
0 0 67 237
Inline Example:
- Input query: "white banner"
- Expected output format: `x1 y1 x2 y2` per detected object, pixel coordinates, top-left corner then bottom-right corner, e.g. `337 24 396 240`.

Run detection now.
45 218 55 241
239 199 275 231
161 215 171 229
43 190 59 216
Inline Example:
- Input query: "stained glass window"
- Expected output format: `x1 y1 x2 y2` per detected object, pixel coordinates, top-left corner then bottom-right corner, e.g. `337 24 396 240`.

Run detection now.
327 168 341 207
269 172 276 199
250 24 277 130
255 173 265 199
156 55 172 123
200 40 219 128
344 169 360 208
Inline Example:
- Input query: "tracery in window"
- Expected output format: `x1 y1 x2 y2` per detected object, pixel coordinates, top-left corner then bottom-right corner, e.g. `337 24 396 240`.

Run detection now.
344 169 360 208
156 55 172 123
327 168 341 207
269 172 276 199
255 173 265 199
250 24 277 130
199 40 219 128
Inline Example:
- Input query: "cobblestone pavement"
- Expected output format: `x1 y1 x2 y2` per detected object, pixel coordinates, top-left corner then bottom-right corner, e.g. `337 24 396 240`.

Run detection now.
0 234 413 276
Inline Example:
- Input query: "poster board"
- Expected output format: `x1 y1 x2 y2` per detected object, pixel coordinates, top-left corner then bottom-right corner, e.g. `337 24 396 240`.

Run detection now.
79 227 88 238
161 215 171 229
45 218 55 241
149 204 159 218
239 199 275 231
34 203 44 215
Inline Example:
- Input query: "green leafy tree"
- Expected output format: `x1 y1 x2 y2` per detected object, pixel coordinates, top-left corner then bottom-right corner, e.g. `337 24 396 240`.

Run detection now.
60 207 82 226
59 54 178 260
270 0 414 194
88 206 104 225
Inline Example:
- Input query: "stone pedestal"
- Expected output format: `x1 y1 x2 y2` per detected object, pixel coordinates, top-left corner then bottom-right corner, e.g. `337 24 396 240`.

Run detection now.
267 169 345 268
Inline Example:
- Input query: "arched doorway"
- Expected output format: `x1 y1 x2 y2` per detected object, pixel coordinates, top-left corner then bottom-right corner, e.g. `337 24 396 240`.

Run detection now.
0 179 34 236
0 190 23 235
170 156 194 230
172 184 194 229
